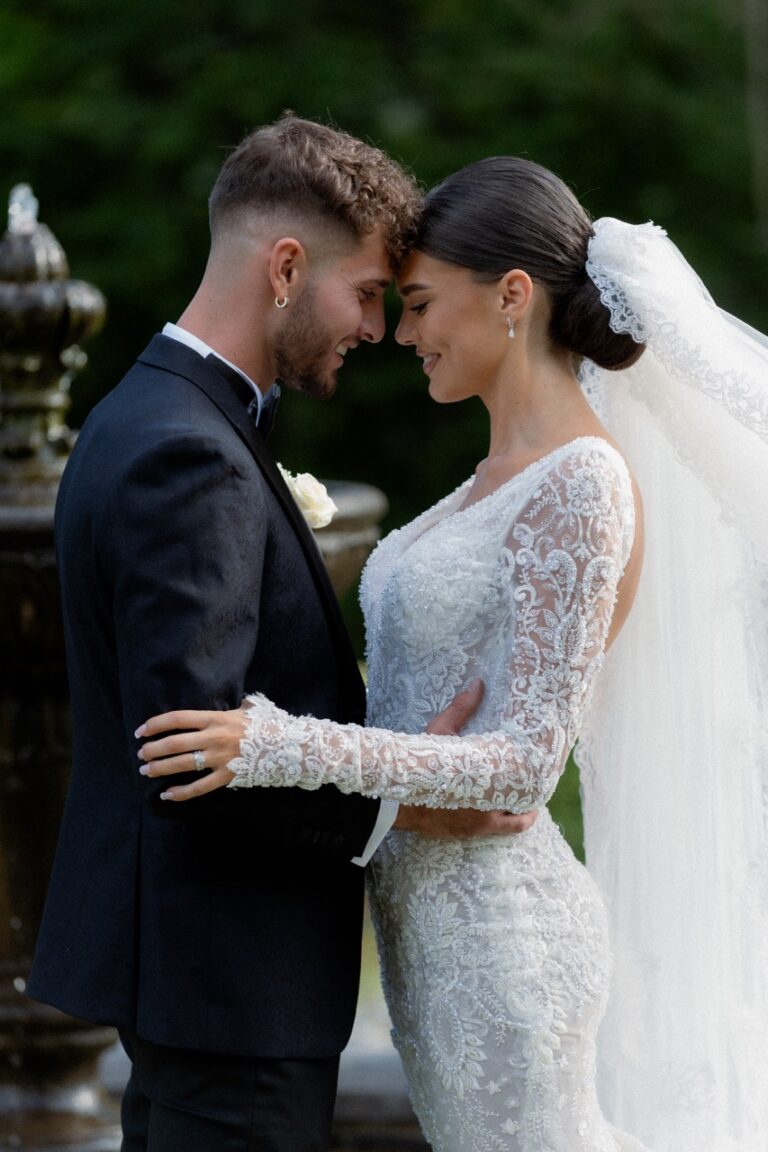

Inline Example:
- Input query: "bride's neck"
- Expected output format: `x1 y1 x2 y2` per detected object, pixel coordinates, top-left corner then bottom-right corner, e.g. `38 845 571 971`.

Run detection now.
483 360 597 462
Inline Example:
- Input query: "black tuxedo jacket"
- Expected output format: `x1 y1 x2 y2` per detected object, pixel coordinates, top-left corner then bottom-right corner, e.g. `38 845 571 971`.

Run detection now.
28 334 379 1058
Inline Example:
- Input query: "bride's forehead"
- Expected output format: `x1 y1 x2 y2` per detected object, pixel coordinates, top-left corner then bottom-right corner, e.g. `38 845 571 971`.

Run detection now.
396 251 463 291
396 250 429 285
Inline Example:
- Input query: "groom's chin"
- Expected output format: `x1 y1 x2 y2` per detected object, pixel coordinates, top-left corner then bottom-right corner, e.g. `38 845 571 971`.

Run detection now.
290 371 338 401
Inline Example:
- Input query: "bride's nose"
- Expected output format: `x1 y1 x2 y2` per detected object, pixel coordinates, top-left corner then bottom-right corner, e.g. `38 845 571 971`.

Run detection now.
395 311 415 346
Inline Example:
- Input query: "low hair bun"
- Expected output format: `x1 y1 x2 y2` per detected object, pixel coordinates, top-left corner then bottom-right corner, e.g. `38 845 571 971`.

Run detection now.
551 276 645 371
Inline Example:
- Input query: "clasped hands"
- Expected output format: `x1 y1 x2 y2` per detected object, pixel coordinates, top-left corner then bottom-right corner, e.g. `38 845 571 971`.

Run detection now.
136 679 537 839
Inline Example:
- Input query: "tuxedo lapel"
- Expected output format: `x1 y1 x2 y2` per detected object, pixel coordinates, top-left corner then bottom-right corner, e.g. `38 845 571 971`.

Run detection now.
136 336 362 691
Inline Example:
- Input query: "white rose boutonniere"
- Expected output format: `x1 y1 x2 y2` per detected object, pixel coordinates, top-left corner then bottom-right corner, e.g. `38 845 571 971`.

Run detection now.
277 464 338 529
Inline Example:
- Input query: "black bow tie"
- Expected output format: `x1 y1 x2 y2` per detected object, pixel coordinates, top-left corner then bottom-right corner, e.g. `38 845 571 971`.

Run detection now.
205 354 281 436
253 383 281 437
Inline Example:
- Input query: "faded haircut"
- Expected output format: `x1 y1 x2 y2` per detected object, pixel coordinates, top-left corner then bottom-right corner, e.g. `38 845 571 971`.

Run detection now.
208 113 422 267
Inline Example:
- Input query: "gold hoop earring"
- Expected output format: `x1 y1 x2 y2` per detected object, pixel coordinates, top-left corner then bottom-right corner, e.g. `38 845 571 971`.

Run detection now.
275 296 289 309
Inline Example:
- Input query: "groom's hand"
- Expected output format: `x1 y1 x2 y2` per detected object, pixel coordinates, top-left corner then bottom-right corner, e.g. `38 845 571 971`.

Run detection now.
393 805 537 838
424 678 486 738
392 679 538 838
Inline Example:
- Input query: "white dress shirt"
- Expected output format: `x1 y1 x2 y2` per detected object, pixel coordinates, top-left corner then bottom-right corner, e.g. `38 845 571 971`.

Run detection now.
162 322 266 421
162 322 398 864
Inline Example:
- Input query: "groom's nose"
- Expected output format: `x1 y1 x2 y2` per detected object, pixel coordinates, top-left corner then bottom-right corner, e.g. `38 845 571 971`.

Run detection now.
359 296 387 344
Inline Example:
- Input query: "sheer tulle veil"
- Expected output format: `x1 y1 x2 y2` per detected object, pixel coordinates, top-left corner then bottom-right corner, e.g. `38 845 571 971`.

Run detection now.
575 218 768 1150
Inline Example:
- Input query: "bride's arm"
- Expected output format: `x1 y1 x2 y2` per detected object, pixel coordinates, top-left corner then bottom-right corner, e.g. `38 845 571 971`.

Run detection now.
139 451 632 813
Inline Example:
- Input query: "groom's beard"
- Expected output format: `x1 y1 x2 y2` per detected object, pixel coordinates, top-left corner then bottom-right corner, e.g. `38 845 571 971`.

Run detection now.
272 286 338 401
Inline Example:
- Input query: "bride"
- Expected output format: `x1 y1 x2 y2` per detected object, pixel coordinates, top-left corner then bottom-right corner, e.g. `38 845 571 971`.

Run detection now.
136 157 768 1151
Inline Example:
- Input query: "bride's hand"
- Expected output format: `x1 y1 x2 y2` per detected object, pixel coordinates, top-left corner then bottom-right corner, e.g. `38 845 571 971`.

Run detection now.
135 706 247 800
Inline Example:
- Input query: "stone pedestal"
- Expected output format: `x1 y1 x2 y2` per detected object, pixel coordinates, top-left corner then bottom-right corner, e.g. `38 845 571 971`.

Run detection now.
316 481 389 598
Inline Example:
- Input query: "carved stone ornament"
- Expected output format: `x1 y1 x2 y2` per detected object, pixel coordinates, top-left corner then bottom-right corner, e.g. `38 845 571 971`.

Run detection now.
0 184 106 507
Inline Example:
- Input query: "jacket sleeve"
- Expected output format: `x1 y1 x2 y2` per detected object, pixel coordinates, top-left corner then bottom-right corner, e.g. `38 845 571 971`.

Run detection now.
101 430 379 858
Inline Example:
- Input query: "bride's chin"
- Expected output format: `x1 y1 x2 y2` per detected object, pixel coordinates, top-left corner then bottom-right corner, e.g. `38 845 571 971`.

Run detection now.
427 379 472 405
427 375 451 403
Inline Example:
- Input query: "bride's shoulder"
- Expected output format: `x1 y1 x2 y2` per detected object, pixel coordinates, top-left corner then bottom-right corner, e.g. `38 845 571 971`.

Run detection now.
535 437 641 568
479 436 635 511
539 436 635 501
507 437 638 547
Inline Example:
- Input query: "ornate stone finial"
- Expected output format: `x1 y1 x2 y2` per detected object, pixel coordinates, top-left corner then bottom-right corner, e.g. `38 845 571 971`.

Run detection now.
0 186 106 505
8 184 39 235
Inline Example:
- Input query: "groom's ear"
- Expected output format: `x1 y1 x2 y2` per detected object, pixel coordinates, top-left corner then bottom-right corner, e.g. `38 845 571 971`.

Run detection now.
268 237 309 301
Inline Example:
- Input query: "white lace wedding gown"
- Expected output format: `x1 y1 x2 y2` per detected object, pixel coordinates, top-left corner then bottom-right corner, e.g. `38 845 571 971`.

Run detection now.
232 436 650 1152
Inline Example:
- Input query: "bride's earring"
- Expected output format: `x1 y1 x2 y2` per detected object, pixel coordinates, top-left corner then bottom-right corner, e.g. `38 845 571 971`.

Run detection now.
275 296 289 309
507 316 515 339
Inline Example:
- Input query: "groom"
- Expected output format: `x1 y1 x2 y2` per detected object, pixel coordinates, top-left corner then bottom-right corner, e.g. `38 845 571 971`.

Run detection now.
28 115 532 1151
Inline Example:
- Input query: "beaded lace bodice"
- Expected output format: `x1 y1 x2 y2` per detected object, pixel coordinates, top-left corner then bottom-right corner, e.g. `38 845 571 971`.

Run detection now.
228 438 635 810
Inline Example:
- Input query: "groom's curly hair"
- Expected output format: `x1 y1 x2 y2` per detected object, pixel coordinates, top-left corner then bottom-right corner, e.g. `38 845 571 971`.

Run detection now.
209 113 422 267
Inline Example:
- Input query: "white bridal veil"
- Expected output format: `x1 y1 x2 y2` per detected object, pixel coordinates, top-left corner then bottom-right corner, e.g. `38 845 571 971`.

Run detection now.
576 218 768 1151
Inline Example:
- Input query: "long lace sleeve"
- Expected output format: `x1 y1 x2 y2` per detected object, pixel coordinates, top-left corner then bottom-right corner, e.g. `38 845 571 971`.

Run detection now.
228 448 633 812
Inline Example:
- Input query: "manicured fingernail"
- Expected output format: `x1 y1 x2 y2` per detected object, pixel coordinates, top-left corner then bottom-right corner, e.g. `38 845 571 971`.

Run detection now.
137 749 145 760
160 791 174 801
139 765 150 776
135 724 146 738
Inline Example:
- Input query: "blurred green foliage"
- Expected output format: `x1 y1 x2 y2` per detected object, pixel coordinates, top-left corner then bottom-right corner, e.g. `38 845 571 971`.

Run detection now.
1 1 763 520
549 753 584 860
1 0 765 849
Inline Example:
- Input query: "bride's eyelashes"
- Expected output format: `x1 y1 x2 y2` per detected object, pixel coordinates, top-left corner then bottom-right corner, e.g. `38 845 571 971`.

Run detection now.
409 302 429 314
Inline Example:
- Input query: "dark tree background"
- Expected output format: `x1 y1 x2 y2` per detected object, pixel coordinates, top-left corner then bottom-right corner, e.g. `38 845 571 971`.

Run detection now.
3 0 764 571
3 0 764 852
2 0 766 613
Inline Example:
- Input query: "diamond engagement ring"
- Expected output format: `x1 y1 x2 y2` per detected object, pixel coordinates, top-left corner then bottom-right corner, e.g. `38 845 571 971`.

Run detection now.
192 749 206 772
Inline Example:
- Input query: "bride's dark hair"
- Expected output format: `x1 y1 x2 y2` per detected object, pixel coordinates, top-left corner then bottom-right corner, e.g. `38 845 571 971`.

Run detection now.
416 157 643 371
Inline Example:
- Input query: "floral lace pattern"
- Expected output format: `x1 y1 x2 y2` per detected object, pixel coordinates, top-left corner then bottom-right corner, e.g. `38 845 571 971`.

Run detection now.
227 439 646 1151
228 440 634 816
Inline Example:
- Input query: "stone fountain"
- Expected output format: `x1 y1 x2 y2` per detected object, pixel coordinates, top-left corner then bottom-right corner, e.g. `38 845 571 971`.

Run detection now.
0 184 115 1151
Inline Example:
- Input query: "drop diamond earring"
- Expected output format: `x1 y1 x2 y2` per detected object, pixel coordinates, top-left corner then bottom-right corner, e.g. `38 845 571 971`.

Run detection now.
507 317 515 339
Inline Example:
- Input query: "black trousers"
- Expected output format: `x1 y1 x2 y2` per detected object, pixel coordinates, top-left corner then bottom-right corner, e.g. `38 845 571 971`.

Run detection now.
119 1031 340 1152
